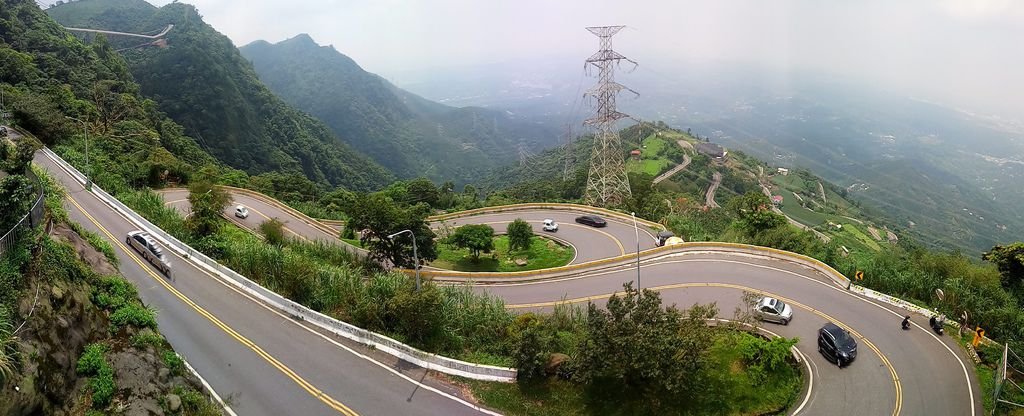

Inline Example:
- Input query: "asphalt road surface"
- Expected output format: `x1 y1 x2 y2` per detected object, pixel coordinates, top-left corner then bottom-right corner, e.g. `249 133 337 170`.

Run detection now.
59 168 978 411
36 151 496 416
165 185 984 416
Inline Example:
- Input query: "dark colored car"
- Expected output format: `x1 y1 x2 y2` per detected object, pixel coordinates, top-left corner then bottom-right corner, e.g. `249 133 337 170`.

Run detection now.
818 322 857 367
575 215 607 228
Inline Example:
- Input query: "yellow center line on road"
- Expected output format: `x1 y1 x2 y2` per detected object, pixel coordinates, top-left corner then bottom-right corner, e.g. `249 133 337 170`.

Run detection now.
161 196 308 241
508 281 902 416
65 194 358 416
242 203 308 241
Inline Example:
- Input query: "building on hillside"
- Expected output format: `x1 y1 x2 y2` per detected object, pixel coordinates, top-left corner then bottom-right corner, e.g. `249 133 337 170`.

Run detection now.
630 149 642 159
771 195 784 205
777 167 790 176
696 142 726 158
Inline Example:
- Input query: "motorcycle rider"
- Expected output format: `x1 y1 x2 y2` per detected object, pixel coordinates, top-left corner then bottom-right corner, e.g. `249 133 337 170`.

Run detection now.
902 315 911 330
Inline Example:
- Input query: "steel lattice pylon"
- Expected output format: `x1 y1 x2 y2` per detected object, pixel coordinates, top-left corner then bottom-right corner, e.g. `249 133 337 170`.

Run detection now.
582 25 637 206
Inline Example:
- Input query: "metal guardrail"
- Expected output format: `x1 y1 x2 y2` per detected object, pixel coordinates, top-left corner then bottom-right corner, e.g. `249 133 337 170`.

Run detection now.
0 167 45 257
41 148 517 382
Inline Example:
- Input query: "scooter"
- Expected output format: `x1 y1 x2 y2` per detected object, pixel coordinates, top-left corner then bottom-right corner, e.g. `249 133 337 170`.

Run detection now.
929 315 945 335
901 316 911 330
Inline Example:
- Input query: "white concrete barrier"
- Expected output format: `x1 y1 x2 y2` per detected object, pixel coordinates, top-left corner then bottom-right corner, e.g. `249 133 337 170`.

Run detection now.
42 148 517 382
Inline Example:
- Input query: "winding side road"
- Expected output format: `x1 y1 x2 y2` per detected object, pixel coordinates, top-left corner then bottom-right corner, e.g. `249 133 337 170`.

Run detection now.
162 185 982 416
35 151 496 416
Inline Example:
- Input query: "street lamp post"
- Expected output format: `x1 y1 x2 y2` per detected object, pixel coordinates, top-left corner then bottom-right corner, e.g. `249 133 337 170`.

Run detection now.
387 229 420 292
631 212 641 290
65 116 91 190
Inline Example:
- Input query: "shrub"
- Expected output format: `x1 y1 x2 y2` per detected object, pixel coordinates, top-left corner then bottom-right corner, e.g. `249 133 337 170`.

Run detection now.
77 343 116 408
92 276 137 310
738 334 799 382
163 351 184 376
511 314 552 381
76 343 108 375
130 331 164 349
109 303 157 332
90 364 116 407
259 218 287 246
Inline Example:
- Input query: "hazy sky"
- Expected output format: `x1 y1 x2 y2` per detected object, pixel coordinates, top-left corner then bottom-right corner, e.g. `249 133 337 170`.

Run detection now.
54 0 1024 121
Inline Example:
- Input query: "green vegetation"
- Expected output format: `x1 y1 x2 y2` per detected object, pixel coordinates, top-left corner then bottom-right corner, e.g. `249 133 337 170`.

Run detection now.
187 172 231 238
76 343 116 408
259 218 287 246
48 0 395 191
468 285 801 416
237 34 556 183
625 133 684 177
433 235 574 272
344 192 438 268
447 224 495 260
506 219 533 252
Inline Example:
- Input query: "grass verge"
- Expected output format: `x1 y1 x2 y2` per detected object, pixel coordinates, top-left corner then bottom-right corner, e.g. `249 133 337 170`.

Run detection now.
431 235 574 272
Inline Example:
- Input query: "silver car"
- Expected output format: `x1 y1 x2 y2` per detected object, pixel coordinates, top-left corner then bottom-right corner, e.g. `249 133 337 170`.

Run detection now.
754 296 793 325
126 230 171 276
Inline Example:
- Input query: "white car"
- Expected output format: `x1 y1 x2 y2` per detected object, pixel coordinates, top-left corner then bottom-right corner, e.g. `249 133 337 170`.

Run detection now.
126 231 171 276
753 296 793 325
542 219 558 232
234 205 249 219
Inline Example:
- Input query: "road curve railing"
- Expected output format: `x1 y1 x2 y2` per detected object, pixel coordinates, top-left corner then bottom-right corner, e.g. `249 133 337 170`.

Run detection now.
218 183 1001 341
41 148 517 382
315 203 665 232
407 241 853 290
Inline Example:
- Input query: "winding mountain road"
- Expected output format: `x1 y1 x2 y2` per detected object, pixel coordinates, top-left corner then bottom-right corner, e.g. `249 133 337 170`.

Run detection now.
39 145 982 415
161 186 980 416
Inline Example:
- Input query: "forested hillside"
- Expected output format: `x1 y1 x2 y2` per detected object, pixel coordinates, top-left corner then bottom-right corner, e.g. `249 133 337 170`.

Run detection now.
47 0 395 190
1 0 216 183
238 34 557 182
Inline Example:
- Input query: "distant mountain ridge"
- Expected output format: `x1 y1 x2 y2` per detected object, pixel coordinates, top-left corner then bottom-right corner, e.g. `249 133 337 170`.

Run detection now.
48 0 395 191
239 34 558 183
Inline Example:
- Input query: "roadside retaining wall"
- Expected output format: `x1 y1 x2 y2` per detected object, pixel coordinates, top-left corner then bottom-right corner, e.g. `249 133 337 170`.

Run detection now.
42 148 517 382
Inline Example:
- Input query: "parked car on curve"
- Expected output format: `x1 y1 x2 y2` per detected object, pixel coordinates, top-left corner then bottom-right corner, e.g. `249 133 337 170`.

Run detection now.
753 296 793 325
818 322 857 367
575 215 607 228
126 230 171 276
235 205 249 219
542 219 559 232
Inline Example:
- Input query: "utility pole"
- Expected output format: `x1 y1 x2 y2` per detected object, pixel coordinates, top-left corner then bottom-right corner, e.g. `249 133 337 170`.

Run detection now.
582 26 637 207
66 116 91 190
387 229 420 292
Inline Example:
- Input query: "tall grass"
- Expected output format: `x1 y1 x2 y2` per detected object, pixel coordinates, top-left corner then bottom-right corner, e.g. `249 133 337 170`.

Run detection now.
113 186 527 364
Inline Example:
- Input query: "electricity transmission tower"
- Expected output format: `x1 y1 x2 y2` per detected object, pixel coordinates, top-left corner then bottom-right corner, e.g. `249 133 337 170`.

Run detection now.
563 124 574 181
582 26 637 206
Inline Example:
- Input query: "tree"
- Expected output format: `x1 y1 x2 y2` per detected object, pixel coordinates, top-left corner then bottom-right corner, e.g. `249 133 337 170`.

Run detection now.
625 172 666 221
726 191 786 234
186 174 229 238
0 175 35 232
406 178 440 207
984 243 1024 291
448 224 495 260
506 219 533 252
259 218 286 247
573 283 718 410
344 193 437 268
